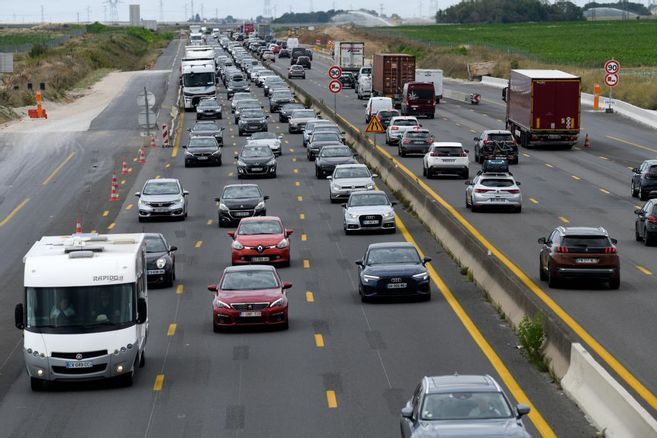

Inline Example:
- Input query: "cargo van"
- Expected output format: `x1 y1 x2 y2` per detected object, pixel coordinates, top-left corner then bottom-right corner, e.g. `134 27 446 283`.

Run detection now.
286 37 299 50
365 97 394 123
401 82 436 119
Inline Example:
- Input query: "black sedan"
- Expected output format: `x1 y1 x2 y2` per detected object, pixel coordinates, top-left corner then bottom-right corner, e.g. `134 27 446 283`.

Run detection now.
238 109 269 136
183 136 222 167
278 49 290 58
296 56 312 69
269 90 294 113
631 159 657 201
635 199 657 245
339 72 356 89
189 120 224 145
215 184 268 227
279 103 305 123
315 145 357 179
237 144 277 178
145 233 177 287
196 98 222 120
356 242 431 302
288 65 306 79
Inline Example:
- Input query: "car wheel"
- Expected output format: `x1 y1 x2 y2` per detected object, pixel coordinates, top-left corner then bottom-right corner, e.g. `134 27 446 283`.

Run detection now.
280 320 289 330
644 230 653 246
360 294 369 303
422 166 427 177
539 259 548 281
217 157 222 166
219 113 222 120
462 170 469 179
547 263 559 288
515 205 522 213
164 273 174 288
631 181 638 197
139 350 146 368
471 202 479 212
465 194 471 209
609 277 620 290
635 225 642 242
398 147 405 157
30 378 46 392
385 136 391 145
213 324 222 333
639 186 648 201
184 161 190 168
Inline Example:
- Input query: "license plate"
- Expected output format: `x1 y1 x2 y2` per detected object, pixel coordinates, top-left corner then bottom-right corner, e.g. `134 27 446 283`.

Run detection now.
250 167 263 172
576 258 598 264
66 361 93 369
251 256 270 262
234 211 250 217
240 311 261 317
196 156 208 160
442 159 456 162
494 156 507 159
363 220 379 225
387 283 407 289
148 269 165 275
153 208 170 213
548 135 561 140
248 125 258 129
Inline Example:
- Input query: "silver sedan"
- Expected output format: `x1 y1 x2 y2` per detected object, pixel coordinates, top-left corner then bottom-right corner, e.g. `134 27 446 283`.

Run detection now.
343 190 396 234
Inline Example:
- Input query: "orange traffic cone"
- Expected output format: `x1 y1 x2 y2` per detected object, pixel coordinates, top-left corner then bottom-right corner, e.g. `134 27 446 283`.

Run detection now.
75 217 82 233
110 172 119 201
121 160 129 175
137 148 146 164
584 133 591 148
150 135 156 148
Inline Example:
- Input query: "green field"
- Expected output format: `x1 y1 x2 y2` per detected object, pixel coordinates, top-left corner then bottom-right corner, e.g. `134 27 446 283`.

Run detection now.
386 21 657 67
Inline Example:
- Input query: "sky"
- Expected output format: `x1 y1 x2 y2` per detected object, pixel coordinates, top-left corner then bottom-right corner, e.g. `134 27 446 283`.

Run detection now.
0 0 643 23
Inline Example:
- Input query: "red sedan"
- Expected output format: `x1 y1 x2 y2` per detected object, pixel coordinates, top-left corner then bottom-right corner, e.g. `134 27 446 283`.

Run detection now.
228 216 293 267
209 265 292 331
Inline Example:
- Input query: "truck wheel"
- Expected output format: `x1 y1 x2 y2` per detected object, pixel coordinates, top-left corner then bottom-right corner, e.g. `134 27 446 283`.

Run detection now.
429 113 435 119
521 132 530 149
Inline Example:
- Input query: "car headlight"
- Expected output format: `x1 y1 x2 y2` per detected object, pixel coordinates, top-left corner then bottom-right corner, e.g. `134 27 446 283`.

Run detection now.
276 238 289 249
184 150 194 156
347 212 358 219
214 299 231 309
331 183 340 191
237 160 246 166
363 274 380 282
231 240 244 250
255 201 265 210
382 211 395 219
156 258 167 269
270 296 287 308
211 149 221 155
173 198 185 207
366 183 374 190
413 272 429 280
238 120 246 125
219 203 229 211
227 88 233 92
266 158 276 166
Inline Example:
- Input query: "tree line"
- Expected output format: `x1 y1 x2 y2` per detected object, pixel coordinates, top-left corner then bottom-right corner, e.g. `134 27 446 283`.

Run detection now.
435 0 584 24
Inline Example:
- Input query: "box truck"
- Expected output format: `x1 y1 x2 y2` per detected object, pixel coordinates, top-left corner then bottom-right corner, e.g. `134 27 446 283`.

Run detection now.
333 41 365 73
372 54 416 108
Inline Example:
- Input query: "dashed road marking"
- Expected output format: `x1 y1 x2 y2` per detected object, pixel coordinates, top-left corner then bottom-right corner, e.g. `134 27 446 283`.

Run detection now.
599 156 608 160
306 291 314 302
126 204 133 210
636 265 653 276
297 195 303 202
522 153 531 158
167 324 177 336
301 233 307 241
314 334 325 348
176 284 184 295
326 390 337 408
571 175 581 181
559 216 570 224
42 152 75 186
294 168 299 174
599 188 610 194
107 222 115 230
295 181 301 187
207 219 213 225
153 374 165 391
102 210 109 217
299 213 305 220
303 259 310 269
544 163 553 168
195 240 203 248
529 197 539 204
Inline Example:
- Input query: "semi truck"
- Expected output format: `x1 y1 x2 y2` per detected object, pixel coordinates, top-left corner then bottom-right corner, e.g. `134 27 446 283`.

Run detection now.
503 69 581 149
333 41 365 73
257 23 271 38
15 233 149 390
372 53 416 108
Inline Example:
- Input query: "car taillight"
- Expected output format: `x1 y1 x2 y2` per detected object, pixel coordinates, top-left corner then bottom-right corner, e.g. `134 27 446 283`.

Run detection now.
474 188 491 193
459 152 467 157
402 139 411 144
646 215 657 223
604 247 617 254
430 152 440 157
426 139 433 144
391 126 399 131
556 245 569 253
505 189 520 194
483 140 489 145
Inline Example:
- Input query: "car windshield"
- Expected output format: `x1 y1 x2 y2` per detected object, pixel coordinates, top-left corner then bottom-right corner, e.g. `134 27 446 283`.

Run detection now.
221 270 279 290
647 165 657 177
251 132 277 140
405 131 431 139
199 100 218 108
238 221 283 235
361 67 372 75
408 88 434 100
223 186 261 199
335 167 370 179
349 193 389 207
432 147 463 156
313 133 341 143
321 147 352 158
393 119 419 127
480 179 514 188
366 247 420 265
282 104 304 113
315 127 340 135
26 284 135 333
378 111 399 119
291 110 315 118
561 236 611 248
341 73 353 79
192 122 217 131
229 79 245 86
488 133 514 142
242 146 272 158
183 72 215 87
238 102 261 110
145 236 168 252
272 92 292 99
420 392 513 421
291 66 303 71
233 94 253 103
189 138 217 148
143 181 180 195
241 110 264 119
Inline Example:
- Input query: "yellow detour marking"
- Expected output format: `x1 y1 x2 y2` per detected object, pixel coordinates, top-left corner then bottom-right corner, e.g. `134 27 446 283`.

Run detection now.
365 116 385 134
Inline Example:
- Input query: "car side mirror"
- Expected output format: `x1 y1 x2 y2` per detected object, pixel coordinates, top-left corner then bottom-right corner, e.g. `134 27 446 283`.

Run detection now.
341 204 347 208
611 238 618 244
418 124 422 128
186 128 191 132
372 174 379 178
214 197 221 202
355 260 363 267
516 181 521 186
502 87 509 102
537 237 547 244
183 190 189 196
464 149 470 153
264 195 270 200
474 137 479 141
465 181 472 185
169 246 178 252
227 231 235 238
326 176 333 180
423 257 432 264
401 405 413 419
182 145 187 149
285 229 294 237
14 303 24 330
136 298 147 324
282 282 293 290
516 404 530 418
632 168 639 173
391 201 398 206
635 209 644 215
207 284 218 292
135 192 141 197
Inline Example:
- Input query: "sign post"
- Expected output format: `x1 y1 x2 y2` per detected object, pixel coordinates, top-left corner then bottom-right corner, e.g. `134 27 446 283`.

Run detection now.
328 65 343 118
603 59 620 114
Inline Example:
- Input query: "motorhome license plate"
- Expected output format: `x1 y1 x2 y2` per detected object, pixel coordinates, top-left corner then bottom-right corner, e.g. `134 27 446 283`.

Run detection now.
576 258 598 264
66 361 93 369
240 311 261 317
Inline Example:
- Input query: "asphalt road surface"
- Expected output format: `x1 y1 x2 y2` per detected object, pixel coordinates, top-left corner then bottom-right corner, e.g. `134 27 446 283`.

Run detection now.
0 39 596 437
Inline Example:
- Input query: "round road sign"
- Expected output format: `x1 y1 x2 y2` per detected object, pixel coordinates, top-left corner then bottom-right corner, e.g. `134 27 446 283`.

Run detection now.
604 60 620 74
604 73 619 87
328 65 342 80
328 79 343 94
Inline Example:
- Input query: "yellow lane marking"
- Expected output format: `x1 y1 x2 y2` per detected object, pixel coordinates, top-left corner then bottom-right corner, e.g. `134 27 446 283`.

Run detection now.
522 153 531 158
285 140 289 144
167 323 177 336
303 259 310 269
395 216 554 436
207 219 213 225
293 168 299 174
165 163 171 169
599 188 610 194
299 213 305 220
607 135 657 154
0 198 30 228
529 198 539 205
297 195 303 202
171 112 184 158
295 181 301 187
176 284 184 295
301 233 307 241
107 222 116 230
326 390 338 408
470 129 477 133
599 156 608 160
195 240 203 248
559 216 570 224
153 374 165 391
314 334 325 348
289 148 294 153
102 210 109 217
455 123 462 127
155 175 160 179
128 167 133 173
91 229 97 234
42 152 75 186
628 166 635 170
571 175 581 181
126 204 133 210
544 163 554 168
228 172 234 177
635 205 642 210
306 291 314 302
292 157 297 162
636 265 653 276
133 158 137 162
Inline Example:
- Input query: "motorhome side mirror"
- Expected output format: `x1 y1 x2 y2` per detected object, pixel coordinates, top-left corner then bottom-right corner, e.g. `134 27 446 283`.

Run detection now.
14 303 24 330
135 192 141 197
169 246 178 252
207 284 218 292
423 257 432 264
137 298 147 324
516 404 530 418
282 282 293 290
401 405 413 419
635 209 644 215
264 195 270 200
537 237 547 244
611 238 618 245
227 231 235 238
355 260 364 267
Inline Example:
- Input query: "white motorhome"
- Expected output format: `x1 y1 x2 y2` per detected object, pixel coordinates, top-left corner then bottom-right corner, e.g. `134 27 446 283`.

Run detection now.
416 69 444 103
15 233 149 390
181 62 216 109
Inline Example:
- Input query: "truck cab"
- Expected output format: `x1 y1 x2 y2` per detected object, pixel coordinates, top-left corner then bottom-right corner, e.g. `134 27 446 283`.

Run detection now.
181 63 217 110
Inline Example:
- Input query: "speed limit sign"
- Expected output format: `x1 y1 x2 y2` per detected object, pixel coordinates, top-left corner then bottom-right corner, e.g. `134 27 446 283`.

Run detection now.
328 65 342 80
328 79 343 94
604 73 619 88
604 59 620 75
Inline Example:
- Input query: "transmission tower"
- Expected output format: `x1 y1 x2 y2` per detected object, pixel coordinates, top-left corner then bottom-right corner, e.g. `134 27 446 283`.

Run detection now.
264 0 272 17
159 0 164 21
310 0 314 13
104 0 120 23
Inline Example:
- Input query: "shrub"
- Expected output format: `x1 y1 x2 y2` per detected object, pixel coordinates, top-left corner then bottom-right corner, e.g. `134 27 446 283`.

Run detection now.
517 313 547 369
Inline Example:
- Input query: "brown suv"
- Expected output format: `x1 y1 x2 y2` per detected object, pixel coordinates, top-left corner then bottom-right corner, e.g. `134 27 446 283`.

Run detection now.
538 226 620 289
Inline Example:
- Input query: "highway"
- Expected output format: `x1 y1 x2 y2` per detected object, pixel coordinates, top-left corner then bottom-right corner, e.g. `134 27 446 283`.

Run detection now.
0 38 596 437
268 50 657 414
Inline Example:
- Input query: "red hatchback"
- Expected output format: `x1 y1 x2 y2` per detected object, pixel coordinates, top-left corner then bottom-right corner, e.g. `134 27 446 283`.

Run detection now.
228 216 293 267
209 265 291 330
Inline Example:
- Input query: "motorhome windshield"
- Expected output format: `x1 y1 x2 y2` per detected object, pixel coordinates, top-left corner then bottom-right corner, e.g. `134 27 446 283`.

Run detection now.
26 284 136 334
183 72 215 87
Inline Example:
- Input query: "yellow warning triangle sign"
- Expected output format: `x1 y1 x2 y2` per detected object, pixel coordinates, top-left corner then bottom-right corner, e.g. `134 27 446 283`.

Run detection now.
365 116 385 134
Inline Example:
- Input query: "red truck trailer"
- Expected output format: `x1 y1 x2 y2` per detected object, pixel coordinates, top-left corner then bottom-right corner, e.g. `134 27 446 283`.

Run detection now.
503 69 580 149
372 54 416 108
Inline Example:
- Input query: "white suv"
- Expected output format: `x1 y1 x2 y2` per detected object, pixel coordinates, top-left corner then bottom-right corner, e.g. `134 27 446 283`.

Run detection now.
423 142 470 179
385 116 420 145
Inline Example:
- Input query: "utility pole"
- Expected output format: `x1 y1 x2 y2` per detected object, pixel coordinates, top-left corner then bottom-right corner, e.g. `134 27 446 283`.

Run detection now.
159 0 164 22
310 0 314 13
191 0 194 20
86 6 91 23
184 2 188 21
77 12 80 23
40 5 44 23
201 3 204 20
379 3 383 16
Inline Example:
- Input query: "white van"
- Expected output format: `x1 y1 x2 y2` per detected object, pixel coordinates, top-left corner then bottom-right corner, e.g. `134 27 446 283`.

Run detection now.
286 38 299 50
365 97 394 123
